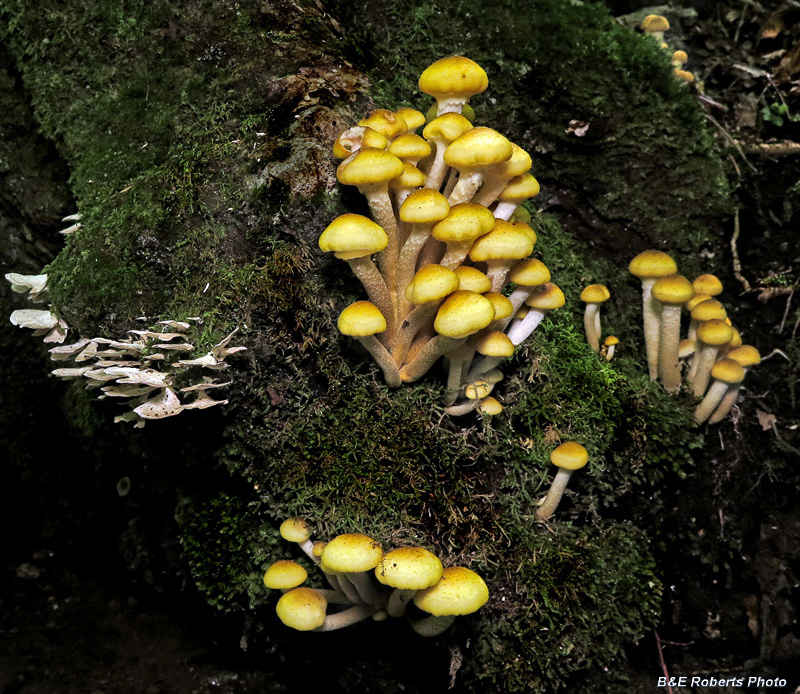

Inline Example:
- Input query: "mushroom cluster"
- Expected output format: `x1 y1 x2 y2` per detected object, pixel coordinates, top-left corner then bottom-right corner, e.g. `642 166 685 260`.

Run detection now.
627 252 761 423
6 272 245 427
323 56 564 416
265 518 488 636
639 14 695 84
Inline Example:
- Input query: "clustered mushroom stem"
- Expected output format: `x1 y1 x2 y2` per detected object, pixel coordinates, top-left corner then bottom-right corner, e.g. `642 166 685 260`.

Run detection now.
399 335 465 383
492 201 518 221
316 604 378 632
444 399 480 416
506 309 546 346
424 145 450 192
658 305 683 393
536 467 574 520
692 346 721 397
447 171 484 206
444 355 468 406
387 588 417 618
465 355 505 382
315 588 359 605
347 258 395 337
358 336 402 388
348 571 386 605
640 278 661 380
409 614 457 638
708 383 741 424
390 303 440 366
694 380 731 424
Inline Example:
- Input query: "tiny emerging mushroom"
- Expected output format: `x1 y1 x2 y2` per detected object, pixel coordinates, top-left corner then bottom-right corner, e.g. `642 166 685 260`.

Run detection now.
603 335 619 361
537 441 589 520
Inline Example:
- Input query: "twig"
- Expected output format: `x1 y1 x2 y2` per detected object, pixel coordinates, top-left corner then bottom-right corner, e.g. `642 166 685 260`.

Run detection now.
705 114 758 172
731 209 753 293
778 283 797 333
654 630 673 694
743 141 800 156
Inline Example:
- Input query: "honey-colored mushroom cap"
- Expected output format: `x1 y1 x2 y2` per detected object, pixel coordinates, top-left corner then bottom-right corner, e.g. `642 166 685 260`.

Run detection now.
550 441 589 470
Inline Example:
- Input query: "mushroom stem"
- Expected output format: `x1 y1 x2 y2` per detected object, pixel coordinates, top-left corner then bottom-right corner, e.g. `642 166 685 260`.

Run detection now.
346 258 395 337
658 305 683 393
315 589 359 605
444 399 480 416
691 346 721 397
387 589 417 617
409 614 457 637
316 604 378 632
583 304 601 352
694 380 730 424
357 335 403 388
640 278 661 380
707 383 741 424
536 467 574 520
390 302 441 366
346 571 386 605
399 335 465 383
465 355 505 382
506 309 546 345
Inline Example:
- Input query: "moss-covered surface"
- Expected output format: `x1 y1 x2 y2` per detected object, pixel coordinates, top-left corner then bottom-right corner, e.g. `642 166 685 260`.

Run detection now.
1 0 766 691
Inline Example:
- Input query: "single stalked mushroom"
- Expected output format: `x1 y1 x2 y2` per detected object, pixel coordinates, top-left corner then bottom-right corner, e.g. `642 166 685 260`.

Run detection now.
506 282 565 346
421 113 473 193
640 14 670 42
628 250 678 380
603 335 619 361
708 345 761 424
276 587 328 631
374 546 443 617
537 441 589 520
321 533 385 605
580 284 611 352
338 301 402 388
418 56 489 116
411 566 489 637
694 358 745 424
492 173 540 221
468 219 534 291
443 127 513 205
651 274 694 393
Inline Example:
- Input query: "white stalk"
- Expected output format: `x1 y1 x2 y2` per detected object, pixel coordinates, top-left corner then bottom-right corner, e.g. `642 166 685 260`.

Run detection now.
536 468 573 520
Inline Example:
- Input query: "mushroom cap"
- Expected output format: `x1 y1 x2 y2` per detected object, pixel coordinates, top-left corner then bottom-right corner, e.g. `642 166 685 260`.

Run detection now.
550 441 589 470
674 69 695 83
419 56 489 102
710 358 746 384
468 220 534 263
405 265 460 304
374 546 444 590
321 533 383 573
434 290 496 338
280 517 311 543
483 369 504 384
389 133 432 161
400 188 450 224
263 560 308 590
494 143 532 178
685 293 712 313
479 396 503 415
726 344 761 367
498 173 540 202
507 258 549 287
473 330 514 357
483 292 514 320
672 50 688 65
333 127 389 159
390 162 427 189
727 328 742 349
337 148 405 189
641 14 670 32
696 319 733 346
394 107 426 133
465 380 492 399
652 274 694 305
319 214 389 260
432 203 496 244
412 566 489 617
604 335 619 346
692 303 726 325
444 127 513 170
692 273 723 297
423 113 473 144
510 206 532 224
338 301 387 337
358 109 409 140
276 587 328 631
628 250 677 280
524 282 565 310
580 284 610 304
512 221 537 246
454 266 492 294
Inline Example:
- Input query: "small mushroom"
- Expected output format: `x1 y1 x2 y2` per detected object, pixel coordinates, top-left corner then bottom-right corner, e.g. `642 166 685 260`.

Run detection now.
580 284 611 352
537 442 589 520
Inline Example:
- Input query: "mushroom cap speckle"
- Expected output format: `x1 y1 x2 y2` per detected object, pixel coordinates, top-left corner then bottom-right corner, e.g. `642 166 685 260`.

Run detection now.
276 587 328 631
413 566 489 617
321 533 383 573
550 441 589 470
375 547 444 590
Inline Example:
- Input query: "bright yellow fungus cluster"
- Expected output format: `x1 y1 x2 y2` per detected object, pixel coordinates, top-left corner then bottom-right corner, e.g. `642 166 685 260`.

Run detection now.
628 251 761 423
266 518 488 636
321 56 564 415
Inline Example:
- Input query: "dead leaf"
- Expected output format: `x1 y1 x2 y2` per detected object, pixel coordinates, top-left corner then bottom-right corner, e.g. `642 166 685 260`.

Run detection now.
759 10 785 42
757 409 777 431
